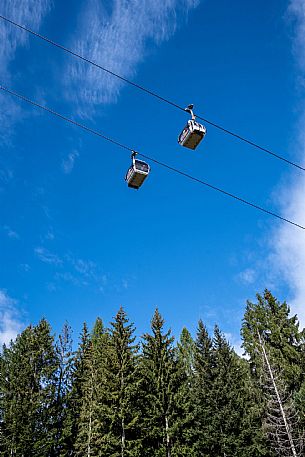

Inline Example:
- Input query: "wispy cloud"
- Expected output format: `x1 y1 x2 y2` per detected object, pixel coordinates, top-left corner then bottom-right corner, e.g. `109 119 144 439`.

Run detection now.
289 0 305 73
3 225 20 239
268 1 305 327
0 289 24 346
34 247 105 288
0 96 23 143
269 179 305 327
71 258 96 278
61 150 80 174
0 0 51 78
54 257 99 287
20 263 31 272
35 246 63 265
65 0 199 116
33 245 131 294
44 230 55 241
0 167 13 183
237 268 256 285
0 0 51 136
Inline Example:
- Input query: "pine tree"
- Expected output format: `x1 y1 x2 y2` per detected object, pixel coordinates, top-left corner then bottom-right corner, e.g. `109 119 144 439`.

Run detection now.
139 309 178 457
173 328 197 456
177 328 195 379
0 319 59 456
193 322 268 457
210 326 266 457
0 343 9 455
102 307 141 457
242 290 305 392
72 319 111 457
53 322 74 456
241 290 305 456
192 319 214 456
257 331 303 457
89 317 114 455
61 322 91 456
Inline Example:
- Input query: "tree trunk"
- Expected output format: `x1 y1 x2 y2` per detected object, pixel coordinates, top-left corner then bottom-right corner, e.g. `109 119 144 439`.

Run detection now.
121 417 125 457
87 371 94 457
258 331 298 457
165 415 171 457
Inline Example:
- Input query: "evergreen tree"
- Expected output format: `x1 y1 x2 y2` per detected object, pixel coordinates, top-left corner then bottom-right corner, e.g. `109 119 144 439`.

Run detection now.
242 290 305 392
139 309 179 457
192 319 214 456
88 317 113 455
210 326 267 457
0 293 303 457
54 322 74 456
242 292 305 455
0 319 59 457
193 322 268 457
0 343 9 455
102 307 141 457
71 319 111 457
257 331 303 457
177 328 195 379
61 322 91 456
173 328 197 456
242 290 305 454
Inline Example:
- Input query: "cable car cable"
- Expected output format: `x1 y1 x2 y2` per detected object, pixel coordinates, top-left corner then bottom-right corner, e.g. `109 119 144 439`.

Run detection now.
0 14 185 113
0 86 131 152
0 13 304 172
1 84 304 230
138 153 305 229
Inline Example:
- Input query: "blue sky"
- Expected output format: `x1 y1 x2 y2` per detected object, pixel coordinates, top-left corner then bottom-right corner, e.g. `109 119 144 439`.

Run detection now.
1 0 305 350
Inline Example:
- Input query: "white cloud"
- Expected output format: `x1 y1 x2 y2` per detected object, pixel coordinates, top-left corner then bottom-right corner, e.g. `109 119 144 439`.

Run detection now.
3 225 20 239
35 249 105 288
35 246 63 265
269 176 305 327
0 0 51 135
45 230 55 241
268 1 305 328
0 167 13 183
122 278 129 289
34 249 125 293
54 271 80 286
0 0 51 78
72 258 96 277
61 151 80 174
0 95 24 143
237 268 256 285
65 0 199 116
289 0 305 72
0 289 24 346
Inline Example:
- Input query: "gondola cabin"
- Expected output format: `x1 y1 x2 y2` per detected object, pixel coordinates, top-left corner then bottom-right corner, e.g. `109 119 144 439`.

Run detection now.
125 157 150 189
178 119 206 150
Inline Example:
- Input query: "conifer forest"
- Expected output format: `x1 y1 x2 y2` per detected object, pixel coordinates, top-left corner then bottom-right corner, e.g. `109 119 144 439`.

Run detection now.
1 290 305 457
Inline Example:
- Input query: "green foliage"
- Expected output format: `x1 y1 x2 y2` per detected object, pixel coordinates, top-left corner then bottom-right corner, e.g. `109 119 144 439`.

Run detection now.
60 322 91 456
242 290 305 456
139 309 179 457
0 293 303 456
242 290 305 391
102 307 141 457
0 319 59 457
73 319 111 456
174 328 197 456
193 322 272 457
54 322 74 456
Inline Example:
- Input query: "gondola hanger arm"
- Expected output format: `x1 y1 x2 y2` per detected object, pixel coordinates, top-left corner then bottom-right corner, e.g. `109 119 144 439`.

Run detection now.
185 104 196 121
